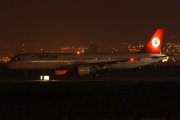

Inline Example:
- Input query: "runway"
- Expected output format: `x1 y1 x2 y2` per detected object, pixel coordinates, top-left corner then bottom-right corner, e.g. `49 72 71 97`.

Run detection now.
1 75 180 83
0 65 180 119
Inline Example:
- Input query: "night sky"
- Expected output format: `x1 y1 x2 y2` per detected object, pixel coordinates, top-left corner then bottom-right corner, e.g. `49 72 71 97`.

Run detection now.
0 0 180 54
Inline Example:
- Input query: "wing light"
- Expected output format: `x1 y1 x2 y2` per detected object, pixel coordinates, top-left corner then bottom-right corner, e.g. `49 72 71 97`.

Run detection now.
76 51 81 55
130 58 134 61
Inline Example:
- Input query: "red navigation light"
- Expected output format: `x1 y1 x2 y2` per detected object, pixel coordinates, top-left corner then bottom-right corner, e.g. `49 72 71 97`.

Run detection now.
130 58 134 61
76 51 81 55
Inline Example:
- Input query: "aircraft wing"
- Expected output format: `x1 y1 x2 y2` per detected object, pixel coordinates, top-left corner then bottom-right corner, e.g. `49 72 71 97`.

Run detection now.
150 55 168 59
91 59 130 65
57 59 137 70
88 58 139 67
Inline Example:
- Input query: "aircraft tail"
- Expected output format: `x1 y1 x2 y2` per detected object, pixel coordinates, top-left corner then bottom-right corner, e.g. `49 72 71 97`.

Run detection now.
139 28 164 54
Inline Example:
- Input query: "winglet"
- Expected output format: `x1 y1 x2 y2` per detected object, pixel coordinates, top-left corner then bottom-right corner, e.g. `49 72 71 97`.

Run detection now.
139 29 164 54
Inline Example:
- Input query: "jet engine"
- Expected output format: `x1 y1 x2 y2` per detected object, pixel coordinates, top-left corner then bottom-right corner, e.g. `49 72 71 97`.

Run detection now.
75 66 90 76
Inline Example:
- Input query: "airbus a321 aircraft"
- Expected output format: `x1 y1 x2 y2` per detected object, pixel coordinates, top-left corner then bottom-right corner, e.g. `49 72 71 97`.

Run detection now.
7 29 167 77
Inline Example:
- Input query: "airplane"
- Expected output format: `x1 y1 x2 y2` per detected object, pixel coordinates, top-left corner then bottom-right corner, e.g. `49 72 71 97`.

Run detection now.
6 28 168 78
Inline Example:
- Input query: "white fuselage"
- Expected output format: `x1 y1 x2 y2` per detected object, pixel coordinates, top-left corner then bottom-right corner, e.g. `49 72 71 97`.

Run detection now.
7 53 166 70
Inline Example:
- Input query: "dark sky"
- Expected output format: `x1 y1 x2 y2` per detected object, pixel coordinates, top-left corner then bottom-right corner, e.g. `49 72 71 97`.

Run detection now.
0 0 180 53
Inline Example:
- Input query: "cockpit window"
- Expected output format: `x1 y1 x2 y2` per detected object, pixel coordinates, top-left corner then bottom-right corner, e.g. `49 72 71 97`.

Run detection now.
15 58 21 61
10 55 24 62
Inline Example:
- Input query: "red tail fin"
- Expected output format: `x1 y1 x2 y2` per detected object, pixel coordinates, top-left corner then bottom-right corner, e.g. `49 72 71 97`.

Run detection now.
139 29 164 54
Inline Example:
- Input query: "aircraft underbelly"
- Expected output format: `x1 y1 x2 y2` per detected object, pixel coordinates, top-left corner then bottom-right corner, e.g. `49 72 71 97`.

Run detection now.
31 61 77 69
31 62 63 69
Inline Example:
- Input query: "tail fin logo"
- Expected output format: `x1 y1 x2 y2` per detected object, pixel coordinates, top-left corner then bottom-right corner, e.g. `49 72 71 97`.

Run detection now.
139 28 164 54
152 37 160 48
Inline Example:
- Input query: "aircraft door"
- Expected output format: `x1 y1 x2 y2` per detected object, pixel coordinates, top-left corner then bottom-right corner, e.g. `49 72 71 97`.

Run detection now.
26 57 34 69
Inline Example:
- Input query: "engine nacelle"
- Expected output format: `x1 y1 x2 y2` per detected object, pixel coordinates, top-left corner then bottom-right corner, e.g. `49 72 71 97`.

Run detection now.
76 66 90 76
54 70 67 75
